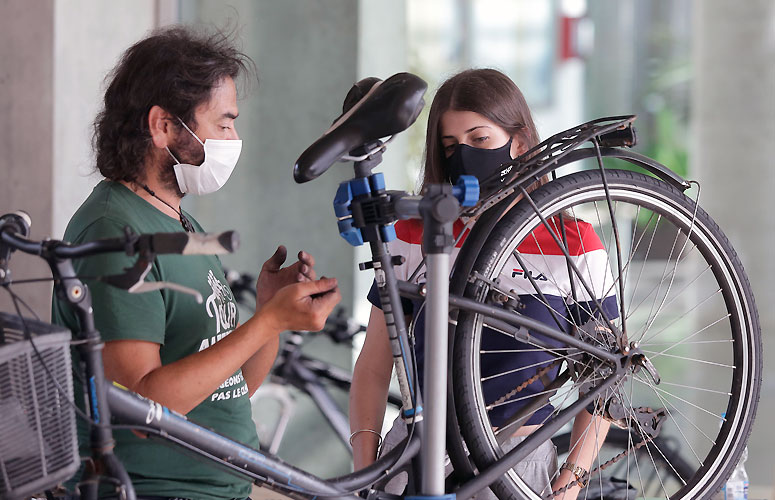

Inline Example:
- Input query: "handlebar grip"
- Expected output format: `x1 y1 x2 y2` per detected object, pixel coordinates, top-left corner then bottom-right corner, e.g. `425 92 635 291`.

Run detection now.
149 231 240 255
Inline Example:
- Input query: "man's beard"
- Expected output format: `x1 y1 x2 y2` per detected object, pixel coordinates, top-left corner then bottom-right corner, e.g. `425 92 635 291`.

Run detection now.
161 131 206 198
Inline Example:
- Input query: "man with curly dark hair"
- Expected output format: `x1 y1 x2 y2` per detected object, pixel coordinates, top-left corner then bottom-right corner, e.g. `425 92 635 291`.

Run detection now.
52 25 341 500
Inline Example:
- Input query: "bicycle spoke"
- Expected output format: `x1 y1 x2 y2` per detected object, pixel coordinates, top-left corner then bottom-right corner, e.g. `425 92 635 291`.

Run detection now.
642 313 730 360
643 339 732 347
633 375 719 446
637 225 696 345
654 380 731 397
482 320 585 363
625 375 650 498
621 204 645 306
624 241 698 325
620 391 690 489
624 212 661 318
475 269 585 342
632 377 710 471
481 358 563 383
618 387 673 498
639 351 733 369
637 260 712 317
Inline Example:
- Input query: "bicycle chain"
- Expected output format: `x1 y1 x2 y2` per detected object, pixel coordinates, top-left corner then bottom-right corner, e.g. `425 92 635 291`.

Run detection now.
486 356 653 499
544 434 653 499
490 359 561 408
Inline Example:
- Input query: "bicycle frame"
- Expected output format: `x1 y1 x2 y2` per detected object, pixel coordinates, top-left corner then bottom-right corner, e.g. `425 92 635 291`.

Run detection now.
82 220 624 500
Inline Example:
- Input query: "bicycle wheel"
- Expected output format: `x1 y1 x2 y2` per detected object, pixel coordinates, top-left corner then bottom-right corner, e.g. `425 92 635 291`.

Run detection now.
451 169 761 499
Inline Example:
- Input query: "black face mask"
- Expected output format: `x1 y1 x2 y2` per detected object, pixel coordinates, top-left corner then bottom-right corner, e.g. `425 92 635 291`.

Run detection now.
444 138 514 185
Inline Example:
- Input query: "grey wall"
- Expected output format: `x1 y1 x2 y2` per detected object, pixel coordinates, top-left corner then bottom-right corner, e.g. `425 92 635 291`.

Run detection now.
180 0 362 476
52 0 160 237
692 0 775 490
0 0 55 316
181 0 360 311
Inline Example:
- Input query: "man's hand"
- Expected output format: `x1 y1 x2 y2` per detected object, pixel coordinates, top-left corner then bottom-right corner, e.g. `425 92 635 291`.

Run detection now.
256 245 316 309
259 277 341 333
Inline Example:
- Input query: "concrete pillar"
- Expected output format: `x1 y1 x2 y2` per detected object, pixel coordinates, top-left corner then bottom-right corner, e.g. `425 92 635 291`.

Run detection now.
182 0 413 476
0 0 55 317
692 0 775 491
52 1 158 237
181 1 360 311
585 0 636 118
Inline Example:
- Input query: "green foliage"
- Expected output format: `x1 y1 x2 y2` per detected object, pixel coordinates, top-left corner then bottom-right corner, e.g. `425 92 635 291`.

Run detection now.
641 107 689 179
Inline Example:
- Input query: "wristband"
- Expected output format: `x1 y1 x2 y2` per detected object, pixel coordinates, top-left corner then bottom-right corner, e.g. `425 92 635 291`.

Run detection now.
349 429 383 448
560 461 588 488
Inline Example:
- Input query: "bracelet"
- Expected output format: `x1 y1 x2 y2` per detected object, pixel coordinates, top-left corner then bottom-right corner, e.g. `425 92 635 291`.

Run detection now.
560 462 588 488
349 429 383 448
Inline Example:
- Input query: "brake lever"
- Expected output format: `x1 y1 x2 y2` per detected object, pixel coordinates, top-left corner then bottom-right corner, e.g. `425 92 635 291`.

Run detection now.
101 246 203 303
129 281 203 304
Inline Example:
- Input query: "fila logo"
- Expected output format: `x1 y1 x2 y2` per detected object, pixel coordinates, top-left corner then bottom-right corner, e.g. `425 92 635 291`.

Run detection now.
512 268 548 281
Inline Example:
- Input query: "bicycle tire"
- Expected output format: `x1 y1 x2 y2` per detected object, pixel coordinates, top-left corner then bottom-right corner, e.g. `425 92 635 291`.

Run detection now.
451 169 761 499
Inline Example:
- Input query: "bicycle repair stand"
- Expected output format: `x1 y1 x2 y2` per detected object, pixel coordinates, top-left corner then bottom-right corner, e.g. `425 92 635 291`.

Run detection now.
334 147 478 500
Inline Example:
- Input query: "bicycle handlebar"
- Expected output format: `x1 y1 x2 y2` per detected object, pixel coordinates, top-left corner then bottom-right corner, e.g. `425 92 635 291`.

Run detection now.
0 213 240 304
0 223 240 261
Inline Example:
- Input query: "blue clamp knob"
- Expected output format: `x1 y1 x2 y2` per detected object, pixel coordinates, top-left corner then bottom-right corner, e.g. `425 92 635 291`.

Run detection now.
333 181 353 218
337 218 364 246
333 181 364 246
453 175 479 207
350 177 371 197
369 172 386 192
380 224 396 243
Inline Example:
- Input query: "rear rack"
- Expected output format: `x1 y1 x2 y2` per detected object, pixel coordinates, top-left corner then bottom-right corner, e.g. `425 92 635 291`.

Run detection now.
473 115 637 213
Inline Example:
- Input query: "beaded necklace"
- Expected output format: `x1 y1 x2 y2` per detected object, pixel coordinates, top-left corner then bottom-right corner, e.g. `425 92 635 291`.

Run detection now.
140 184 194 232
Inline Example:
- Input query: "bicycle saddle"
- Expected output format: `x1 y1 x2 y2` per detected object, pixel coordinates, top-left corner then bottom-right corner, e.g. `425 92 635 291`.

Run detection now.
293 72 427 183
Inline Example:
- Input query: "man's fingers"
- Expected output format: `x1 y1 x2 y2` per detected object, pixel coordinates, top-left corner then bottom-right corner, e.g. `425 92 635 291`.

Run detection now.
263 245 288 270
298 250 315 268
315 284 341 308
297 263 316 282
294 277 338 297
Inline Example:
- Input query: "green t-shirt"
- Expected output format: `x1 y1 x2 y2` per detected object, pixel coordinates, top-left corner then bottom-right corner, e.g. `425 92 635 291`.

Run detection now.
51 180 258 500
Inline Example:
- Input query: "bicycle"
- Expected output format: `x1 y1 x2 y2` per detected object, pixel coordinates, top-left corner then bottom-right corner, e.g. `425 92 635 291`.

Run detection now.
0 71 759 500
294 72 760 499
225 270 402 455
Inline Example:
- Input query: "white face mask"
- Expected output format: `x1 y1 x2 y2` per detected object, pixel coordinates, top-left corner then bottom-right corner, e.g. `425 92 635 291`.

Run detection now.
166 117 242 195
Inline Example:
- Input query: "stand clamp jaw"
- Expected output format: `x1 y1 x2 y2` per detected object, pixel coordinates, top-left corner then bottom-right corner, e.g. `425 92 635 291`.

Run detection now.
332 174 479 248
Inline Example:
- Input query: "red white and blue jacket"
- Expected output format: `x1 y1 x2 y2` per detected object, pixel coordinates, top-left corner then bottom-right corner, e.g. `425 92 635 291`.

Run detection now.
368 217 618 426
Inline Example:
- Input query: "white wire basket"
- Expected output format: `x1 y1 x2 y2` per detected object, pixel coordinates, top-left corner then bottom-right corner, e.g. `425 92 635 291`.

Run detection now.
0 312 78 500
